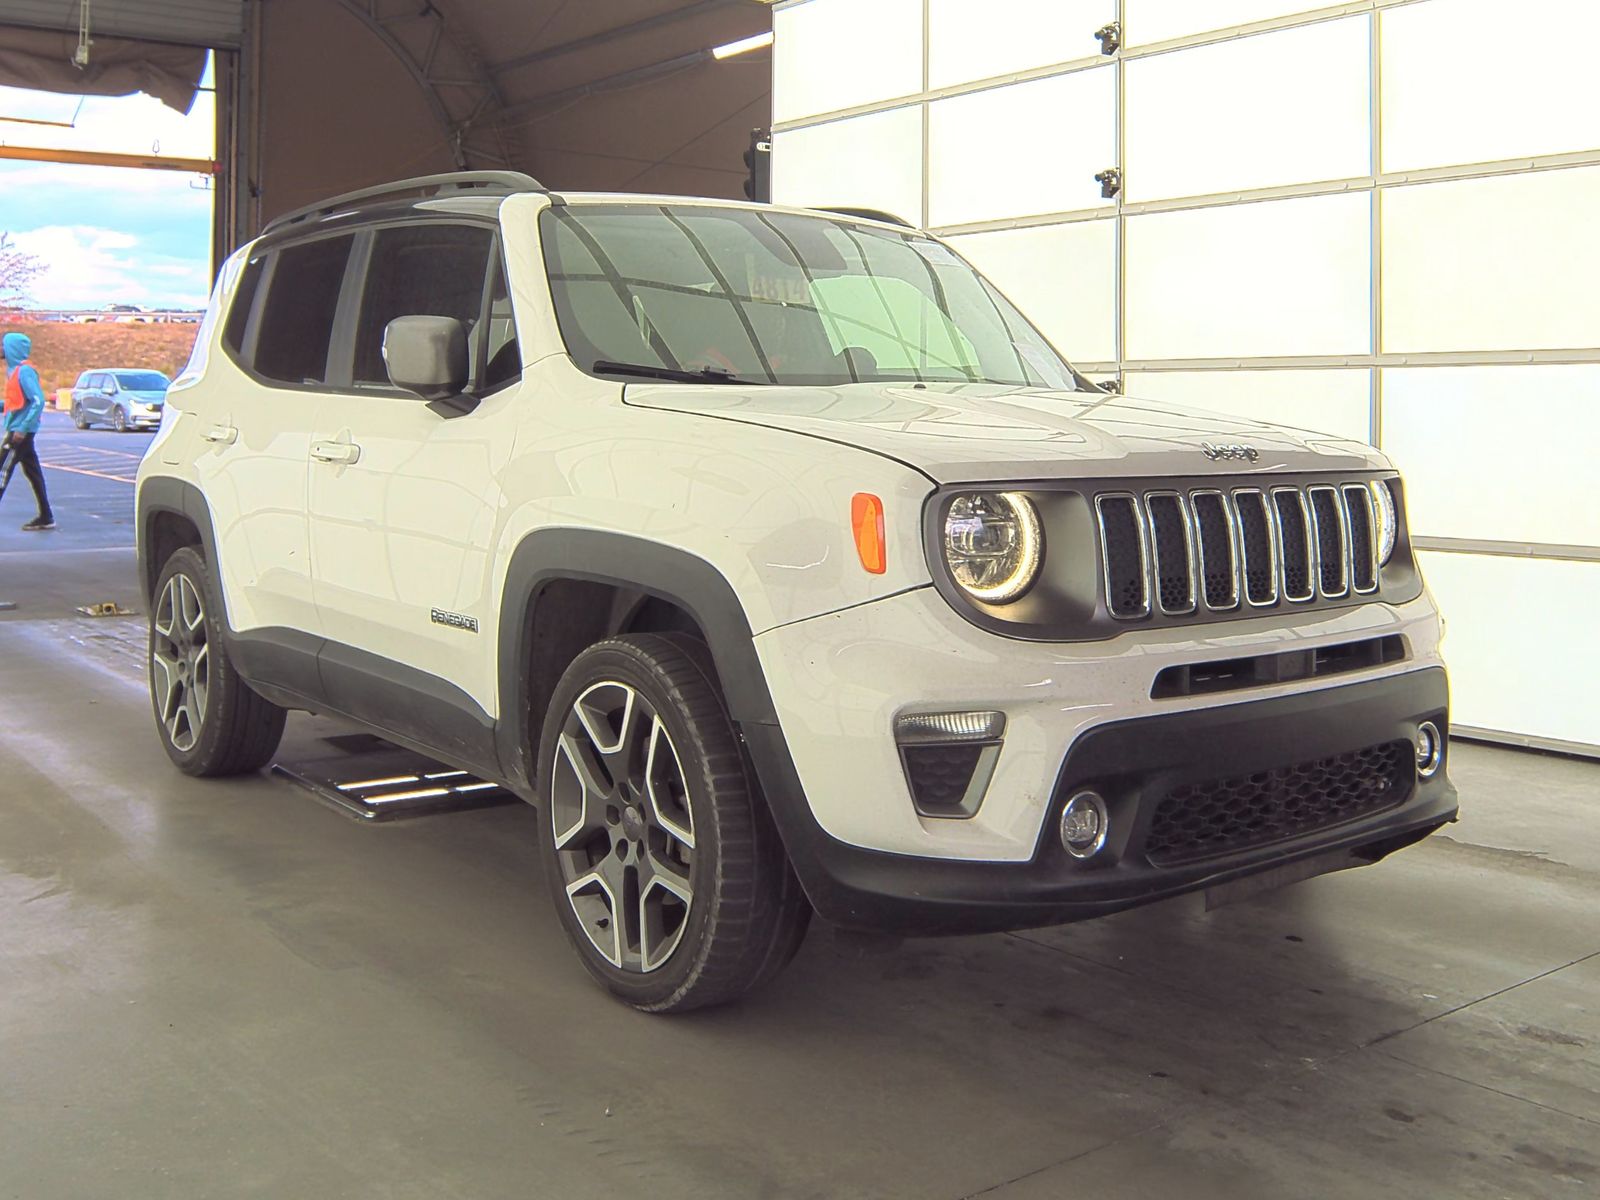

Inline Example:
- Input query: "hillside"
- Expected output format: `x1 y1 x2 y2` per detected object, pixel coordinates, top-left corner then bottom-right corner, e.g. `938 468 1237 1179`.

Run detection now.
1 319 199 396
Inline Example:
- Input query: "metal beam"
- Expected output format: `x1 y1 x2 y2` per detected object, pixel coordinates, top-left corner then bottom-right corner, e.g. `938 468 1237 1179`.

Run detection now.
491 0 739 77
495 47 718 123
331 0 510 170
0 144 215 173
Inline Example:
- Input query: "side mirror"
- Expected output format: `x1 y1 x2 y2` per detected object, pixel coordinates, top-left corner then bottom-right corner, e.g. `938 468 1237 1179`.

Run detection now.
383 315 468 402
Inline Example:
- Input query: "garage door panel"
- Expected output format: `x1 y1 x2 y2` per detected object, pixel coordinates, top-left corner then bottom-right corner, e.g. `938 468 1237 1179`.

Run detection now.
928 67 1115 227
1382 0 1600 172
772 107 925 227
949 221 1117 364
1420 552 1600 749
0 0 241 47
1124 370 1372 443
928 0 1113 88
1126 0 1332 46
1125 17 1370 202
1125 192 1370 360
1383 367 1600 549
1382 167 1600 354
773 0 923 122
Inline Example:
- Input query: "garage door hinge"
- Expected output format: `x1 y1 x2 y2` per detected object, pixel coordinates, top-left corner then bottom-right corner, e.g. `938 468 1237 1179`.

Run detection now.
1095 167 1123 199
1094 21 1121 55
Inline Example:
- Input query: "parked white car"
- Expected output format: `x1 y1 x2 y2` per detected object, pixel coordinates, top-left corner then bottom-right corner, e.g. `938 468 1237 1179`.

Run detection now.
136 173 1457 1011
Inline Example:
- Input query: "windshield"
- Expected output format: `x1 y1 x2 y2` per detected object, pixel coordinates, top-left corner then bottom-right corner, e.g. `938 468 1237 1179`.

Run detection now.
115 372 169 391
540 204 1081 389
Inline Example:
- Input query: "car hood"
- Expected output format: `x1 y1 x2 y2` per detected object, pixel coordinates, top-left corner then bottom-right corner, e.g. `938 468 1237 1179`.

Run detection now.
124 390 168 403
622 381 1386 484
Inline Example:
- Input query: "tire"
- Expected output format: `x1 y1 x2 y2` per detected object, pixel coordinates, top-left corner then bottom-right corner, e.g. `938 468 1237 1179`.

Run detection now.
71 402 89 430
149 547 287 777
113 406 128 433
537 633 811 1013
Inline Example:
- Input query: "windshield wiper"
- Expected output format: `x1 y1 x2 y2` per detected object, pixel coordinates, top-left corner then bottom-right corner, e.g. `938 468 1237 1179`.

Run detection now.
593 360 751 385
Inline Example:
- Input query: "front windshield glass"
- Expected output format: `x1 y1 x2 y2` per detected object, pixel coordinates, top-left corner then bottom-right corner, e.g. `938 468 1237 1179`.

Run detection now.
540 204 1081 389
115 372 170 391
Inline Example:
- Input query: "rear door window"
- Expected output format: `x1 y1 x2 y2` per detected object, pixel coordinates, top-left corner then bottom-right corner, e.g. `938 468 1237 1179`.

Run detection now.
252 235 356 386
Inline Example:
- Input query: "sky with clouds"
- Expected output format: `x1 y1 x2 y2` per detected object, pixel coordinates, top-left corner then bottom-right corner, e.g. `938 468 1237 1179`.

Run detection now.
0 63 215 311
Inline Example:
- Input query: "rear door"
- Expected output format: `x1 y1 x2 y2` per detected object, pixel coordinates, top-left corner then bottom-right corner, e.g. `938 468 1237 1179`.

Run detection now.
189 233 352 648
86 373 111 419
306 220 521 736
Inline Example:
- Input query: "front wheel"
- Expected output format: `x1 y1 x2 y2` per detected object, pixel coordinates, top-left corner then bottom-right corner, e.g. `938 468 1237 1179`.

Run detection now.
112 406 129 433
537 634 810 1012
149 547 287 776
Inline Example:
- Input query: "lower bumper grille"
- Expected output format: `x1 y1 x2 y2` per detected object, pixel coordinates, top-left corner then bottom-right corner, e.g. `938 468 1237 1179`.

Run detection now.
1143 741 1413 867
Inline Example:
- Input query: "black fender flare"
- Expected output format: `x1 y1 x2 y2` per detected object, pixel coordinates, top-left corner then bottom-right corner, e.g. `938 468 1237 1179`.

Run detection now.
136 477 223 609
494 529 782 793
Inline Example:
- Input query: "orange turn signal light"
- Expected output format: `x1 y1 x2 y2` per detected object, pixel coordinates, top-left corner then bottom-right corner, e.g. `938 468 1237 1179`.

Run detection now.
851 493 886 575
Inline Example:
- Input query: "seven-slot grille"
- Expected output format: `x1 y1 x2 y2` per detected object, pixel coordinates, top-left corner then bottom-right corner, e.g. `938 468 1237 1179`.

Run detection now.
1095 483 1381 620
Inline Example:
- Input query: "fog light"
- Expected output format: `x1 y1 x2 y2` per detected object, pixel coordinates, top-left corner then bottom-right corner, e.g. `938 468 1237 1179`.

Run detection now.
1416 721 1444 779
1059 790 1109 859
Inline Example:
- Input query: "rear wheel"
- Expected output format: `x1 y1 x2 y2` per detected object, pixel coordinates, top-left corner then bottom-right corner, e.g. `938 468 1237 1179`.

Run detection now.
71 402 89 430
537 634 810 1012
149 547 287 776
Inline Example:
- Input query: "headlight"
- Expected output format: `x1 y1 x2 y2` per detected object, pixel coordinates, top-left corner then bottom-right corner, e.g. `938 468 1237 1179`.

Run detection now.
1369 479 1398 565
944 492 1042 604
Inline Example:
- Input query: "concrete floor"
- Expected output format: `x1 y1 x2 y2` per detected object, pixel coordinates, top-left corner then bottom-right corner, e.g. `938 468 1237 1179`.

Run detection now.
0 550 1595 1199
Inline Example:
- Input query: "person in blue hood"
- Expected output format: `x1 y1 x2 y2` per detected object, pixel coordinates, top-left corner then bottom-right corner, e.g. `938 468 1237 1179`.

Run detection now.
3 331 56 531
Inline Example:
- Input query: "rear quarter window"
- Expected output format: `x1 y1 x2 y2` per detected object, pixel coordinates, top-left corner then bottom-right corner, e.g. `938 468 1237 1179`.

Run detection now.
222 254 267 357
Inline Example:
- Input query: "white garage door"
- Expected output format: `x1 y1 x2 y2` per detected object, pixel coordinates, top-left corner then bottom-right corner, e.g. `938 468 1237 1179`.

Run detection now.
0 0 242 47
771 0 1600 756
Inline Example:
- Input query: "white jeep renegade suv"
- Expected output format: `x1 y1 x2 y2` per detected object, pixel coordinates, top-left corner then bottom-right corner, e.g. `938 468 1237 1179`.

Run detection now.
137 172 1456 1012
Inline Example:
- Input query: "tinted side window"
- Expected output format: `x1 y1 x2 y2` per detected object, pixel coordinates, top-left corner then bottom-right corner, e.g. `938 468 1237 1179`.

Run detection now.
253 236 354 386
223 254 266 357
351 224 494 388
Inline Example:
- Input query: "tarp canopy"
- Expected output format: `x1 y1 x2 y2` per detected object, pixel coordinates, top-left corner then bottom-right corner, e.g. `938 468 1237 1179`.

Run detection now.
0 25 207 113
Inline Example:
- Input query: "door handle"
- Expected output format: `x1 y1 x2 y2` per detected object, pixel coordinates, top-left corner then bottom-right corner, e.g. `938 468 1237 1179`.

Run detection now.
311 441 361 465
202 424 237 445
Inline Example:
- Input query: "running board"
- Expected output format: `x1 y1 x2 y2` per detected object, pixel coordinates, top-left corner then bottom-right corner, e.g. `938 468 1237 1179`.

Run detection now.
272 733 518 822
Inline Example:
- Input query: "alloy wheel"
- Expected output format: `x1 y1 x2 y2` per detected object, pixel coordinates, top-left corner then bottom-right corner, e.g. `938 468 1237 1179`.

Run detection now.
151 573 211 753
550 681 696 973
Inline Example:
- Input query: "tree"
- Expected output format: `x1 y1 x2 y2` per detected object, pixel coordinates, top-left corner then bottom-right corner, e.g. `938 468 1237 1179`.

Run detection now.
0 233 44 312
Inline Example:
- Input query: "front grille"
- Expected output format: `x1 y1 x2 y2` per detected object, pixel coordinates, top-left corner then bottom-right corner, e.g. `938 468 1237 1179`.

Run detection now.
1143 741 1412 866
1094 480 1380 622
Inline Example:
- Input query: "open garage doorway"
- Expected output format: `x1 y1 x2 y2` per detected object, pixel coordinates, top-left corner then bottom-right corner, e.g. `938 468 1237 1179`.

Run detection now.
0 60 214 560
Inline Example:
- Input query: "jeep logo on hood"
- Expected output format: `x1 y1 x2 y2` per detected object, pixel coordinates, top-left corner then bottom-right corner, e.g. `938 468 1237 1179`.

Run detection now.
1201 442 1260 463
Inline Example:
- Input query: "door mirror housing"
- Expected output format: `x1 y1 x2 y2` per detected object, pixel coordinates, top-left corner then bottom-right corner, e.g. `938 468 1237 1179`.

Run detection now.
383 315 468 402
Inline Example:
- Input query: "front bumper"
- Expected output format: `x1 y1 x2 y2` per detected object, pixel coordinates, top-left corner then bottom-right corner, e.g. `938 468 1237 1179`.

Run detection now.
745 667 1456 934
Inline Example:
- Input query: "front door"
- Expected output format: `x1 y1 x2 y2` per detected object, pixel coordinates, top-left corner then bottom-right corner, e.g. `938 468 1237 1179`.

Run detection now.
306 222 522 747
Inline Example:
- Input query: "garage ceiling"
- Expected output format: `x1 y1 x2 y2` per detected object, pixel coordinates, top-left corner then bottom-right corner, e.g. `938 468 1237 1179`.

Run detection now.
0 0 243 49
259 0 775 212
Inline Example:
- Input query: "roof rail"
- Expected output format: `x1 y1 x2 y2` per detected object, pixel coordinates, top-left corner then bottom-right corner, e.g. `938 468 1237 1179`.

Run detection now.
817 206 916 229
262 171 547 237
